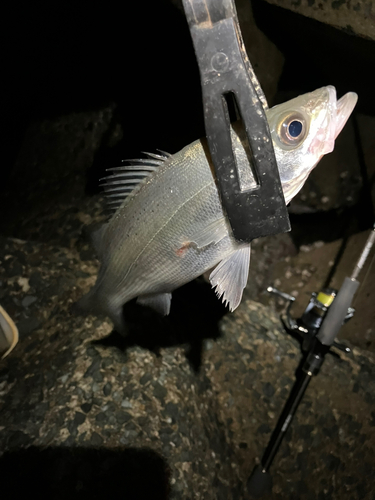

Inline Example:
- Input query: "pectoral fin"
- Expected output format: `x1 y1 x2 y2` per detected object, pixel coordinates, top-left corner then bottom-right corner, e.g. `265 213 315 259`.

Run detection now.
209 246 251 311
190 218 229 249
137 293 172 316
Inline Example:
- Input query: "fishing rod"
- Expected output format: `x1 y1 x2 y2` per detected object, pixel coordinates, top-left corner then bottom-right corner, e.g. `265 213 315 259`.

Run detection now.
247 226 375 497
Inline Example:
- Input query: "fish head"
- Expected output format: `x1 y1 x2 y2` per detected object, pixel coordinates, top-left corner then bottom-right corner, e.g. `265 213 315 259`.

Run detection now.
266 86 358 204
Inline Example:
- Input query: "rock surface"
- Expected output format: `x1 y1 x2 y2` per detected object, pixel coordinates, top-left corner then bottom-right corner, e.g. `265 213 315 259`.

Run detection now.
262 0 375 41
1 236 375 499
0 105 115 246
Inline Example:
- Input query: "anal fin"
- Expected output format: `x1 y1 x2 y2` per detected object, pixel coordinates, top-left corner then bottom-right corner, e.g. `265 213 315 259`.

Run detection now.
209 246 251 311
137 293 172 316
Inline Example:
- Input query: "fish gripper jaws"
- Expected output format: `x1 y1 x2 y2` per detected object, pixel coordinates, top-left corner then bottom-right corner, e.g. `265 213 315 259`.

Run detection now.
182 0 291 243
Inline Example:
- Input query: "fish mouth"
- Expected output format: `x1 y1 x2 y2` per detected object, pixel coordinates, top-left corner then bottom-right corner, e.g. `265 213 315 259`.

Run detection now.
320 85 337 155
312 86 358 157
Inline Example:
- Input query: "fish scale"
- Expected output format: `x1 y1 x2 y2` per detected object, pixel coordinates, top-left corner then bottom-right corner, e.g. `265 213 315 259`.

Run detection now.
75 86 358 333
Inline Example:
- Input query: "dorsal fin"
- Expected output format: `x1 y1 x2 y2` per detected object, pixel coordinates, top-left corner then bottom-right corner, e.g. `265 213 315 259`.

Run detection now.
100 151 170 217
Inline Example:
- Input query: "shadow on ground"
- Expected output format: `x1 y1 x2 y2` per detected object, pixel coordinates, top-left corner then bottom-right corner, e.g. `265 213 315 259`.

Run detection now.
1 446 170 500
93 278 228 372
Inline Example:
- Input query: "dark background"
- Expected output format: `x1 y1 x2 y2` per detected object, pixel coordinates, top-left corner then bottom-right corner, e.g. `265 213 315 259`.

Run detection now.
3 0 374 180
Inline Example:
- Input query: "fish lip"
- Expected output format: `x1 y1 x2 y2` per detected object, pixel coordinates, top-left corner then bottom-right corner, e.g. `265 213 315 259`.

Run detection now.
320 85 337 155
320 87 358 152
307 85 357 161
335 91 358 139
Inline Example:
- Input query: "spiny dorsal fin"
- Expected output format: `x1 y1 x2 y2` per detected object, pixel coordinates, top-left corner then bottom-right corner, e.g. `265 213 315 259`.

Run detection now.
100 151 171 216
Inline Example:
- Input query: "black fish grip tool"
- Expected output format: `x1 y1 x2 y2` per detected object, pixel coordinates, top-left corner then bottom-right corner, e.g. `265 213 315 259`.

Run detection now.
182 0 290 243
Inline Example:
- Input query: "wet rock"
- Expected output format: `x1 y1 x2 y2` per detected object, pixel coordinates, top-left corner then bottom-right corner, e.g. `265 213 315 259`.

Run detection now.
0 102 117 246
21 296 37 308
90 432 104 447
263 0 375 40
6 262 24 278
262 382 275 398
356 114 375 218
28 271 44 290
74 412 86 426
92 371 104 383
0 235 375 499
34 402 50 420
6 431 31 448
103 382 112 396
95 412 106 424
242 232 297 305
115 411 132 425
121 400 133 409
153 382 167 401
84 359 102 379
80 403 92 414
257 423 271 434
163 402 179 423
101 358 113 369
140 373 152 386
17 317 41 336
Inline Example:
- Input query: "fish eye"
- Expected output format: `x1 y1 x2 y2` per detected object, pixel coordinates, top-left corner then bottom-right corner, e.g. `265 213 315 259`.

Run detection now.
278 113 307 148
288 120 302 137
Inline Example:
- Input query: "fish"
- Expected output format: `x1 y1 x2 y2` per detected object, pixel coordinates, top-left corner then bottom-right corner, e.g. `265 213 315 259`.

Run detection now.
76 86 357 333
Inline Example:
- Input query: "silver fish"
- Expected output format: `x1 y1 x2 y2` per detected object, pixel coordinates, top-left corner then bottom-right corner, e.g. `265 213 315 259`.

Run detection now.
76 86 357 333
